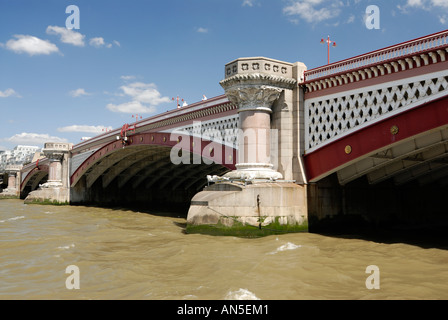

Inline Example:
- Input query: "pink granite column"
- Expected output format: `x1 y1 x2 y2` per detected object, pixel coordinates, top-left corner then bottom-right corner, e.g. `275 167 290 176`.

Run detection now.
7 173 17 189
47 158 62 186
220 58 297 180
2 166 21 196
41 144 67 189
222 85 283 180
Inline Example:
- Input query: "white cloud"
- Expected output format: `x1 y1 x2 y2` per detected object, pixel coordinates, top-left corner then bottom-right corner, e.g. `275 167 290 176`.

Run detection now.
89 37 106 48
90 37 118 49
5 35 60 56
399 0 448 13
57 125 113 134
106 101 157 114
119 82 171 105
4 133 67 145
346 14 355 23
283 0 342 24
432 0 448 8
46 26 85 47
407 0 425 7
197 27 209 33
69 88 91 97
121 75 136 81
406 0 448 8
0 88 21 98
242 0 256 7
106 82 170 114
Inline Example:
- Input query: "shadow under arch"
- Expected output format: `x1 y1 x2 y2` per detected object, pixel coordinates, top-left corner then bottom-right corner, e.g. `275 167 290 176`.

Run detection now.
20 165 49 199
70 132 236 214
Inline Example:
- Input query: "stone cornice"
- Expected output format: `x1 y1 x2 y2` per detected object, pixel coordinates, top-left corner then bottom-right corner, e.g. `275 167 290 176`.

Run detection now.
5 164 22 173
220 73 297 91
43 152 65 161
220 57 297 114
42 143 72 161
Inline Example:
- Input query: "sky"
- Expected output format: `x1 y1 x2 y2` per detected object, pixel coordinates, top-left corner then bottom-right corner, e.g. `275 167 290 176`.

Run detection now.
0 0 447 150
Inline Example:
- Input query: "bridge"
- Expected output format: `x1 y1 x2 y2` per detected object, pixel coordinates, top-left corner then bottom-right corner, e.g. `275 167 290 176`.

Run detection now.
2 29 448 231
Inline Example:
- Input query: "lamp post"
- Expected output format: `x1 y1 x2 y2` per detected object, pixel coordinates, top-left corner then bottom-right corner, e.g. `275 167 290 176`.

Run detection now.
172 96 185 109
320 35 337 65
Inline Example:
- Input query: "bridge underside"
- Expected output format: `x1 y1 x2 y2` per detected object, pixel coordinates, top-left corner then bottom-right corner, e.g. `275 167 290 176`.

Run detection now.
20 167 49 199
305 96 448 231
308 170 448 232
0 173 6 189
70 144 232 214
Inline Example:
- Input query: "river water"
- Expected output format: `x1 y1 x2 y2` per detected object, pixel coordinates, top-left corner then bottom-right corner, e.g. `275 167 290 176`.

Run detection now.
1 199 447 300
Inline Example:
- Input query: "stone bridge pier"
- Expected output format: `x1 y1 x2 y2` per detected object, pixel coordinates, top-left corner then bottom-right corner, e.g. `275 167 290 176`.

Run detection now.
187 57 309 231
0 165 22 198
24 143 72 204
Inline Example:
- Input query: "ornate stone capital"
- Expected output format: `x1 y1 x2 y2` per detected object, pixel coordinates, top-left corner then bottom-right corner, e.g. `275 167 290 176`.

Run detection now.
42 142 72 161
220 73 297 91
43 152 65 161
5 164 22 174
220 58 297 114
225 85 283 113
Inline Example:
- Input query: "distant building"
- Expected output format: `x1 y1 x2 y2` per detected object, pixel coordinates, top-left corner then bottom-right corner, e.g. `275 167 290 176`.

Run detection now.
0 145 41 171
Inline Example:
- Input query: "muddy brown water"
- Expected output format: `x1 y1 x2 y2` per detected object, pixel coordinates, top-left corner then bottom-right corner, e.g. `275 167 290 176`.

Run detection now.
1 199 447 300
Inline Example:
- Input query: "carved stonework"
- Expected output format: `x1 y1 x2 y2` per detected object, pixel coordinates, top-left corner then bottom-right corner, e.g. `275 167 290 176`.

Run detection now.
223 57 295 80
225 86 283 113
5 165 22 174
42 142 72 161
220 64 296 114
43 152 65 161
220 72 297 92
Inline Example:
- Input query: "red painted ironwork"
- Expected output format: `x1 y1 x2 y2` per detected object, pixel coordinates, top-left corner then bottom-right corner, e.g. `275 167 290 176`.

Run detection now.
306 29 448 82
303 95 448 182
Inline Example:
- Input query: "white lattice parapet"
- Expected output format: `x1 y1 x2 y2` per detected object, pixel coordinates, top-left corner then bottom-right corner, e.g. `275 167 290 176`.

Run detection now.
305 70 448 152
166 115 240 148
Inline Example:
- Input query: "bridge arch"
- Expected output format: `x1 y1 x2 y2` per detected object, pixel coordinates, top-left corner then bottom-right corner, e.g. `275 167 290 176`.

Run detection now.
20 165 49 198
70 132 237 210
303 95 448 228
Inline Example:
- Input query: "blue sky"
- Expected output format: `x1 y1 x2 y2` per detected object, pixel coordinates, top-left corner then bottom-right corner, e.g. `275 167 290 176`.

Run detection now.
1 0 447 150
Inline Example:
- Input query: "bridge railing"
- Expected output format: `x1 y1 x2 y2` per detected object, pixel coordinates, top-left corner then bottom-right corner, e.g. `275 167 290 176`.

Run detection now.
304 29 448 82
